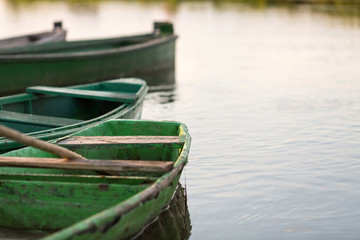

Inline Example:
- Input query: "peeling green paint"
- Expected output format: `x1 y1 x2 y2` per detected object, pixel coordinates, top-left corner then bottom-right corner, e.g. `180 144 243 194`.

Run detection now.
0 120 191 240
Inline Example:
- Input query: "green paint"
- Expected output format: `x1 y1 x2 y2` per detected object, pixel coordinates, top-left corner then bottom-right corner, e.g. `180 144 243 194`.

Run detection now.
0 178 149 229
27 86 137 103
0 78 148 152
0 120 191 240
0 22 176 94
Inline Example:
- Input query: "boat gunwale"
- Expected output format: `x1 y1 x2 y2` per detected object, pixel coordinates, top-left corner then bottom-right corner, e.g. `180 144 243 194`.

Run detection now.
0 172 158 183
0 30 66 44
0 35 177 61
0 32 152 54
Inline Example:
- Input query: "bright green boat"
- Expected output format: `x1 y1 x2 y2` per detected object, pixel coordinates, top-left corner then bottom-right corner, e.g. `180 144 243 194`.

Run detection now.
0 22 66 50
0 22 176 94
0 78 148 153
0 119 191 240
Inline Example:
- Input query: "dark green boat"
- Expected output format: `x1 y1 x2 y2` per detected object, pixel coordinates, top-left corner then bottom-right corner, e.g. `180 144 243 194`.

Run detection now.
0 22 66 50
0 78 148 152
0 119 191 240
0 22 176 94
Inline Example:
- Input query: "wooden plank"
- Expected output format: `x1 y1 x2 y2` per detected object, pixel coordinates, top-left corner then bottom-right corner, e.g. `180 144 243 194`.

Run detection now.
57 136 182 145
26 86 137 103
0 157 173 173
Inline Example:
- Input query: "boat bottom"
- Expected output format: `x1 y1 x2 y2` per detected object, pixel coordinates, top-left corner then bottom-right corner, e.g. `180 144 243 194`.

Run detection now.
0 173 154 231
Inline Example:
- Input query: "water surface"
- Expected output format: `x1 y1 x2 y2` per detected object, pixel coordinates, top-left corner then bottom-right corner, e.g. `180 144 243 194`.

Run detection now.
1 1 360 239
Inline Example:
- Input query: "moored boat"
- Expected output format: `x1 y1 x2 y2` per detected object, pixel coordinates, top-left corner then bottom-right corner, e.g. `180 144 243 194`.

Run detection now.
0 22 66 50
0 119 191 240
0 78 148 152
0 22 176 94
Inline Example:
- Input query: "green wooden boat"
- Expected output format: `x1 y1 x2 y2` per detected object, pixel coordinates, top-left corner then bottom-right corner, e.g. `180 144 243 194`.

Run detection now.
0 119 191 240
0 22 176 94
0 22 66 50
0 78 148 153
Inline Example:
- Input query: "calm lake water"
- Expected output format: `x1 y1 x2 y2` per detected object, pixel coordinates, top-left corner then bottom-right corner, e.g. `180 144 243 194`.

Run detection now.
1 1 360 239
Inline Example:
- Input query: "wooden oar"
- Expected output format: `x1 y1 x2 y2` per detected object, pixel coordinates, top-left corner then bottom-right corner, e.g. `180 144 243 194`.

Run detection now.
0 125 173 173
0 125 84 160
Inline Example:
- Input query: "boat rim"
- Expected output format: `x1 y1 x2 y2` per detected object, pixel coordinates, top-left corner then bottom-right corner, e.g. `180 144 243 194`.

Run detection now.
0 35 177 61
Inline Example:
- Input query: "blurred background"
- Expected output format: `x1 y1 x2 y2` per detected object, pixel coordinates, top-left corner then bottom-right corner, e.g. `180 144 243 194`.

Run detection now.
1 0 360 239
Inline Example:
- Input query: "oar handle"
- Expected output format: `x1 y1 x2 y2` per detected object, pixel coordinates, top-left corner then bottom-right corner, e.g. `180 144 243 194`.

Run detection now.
0 125 85 161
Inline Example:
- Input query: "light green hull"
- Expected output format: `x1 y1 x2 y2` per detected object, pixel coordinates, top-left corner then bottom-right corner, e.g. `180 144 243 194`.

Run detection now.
0 120 191 240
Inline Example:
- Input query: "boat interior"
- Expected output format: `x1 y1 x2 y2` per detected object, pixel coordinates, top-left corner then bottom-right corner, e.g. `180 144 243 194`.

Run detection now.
0 121 185 234
0 81 142 133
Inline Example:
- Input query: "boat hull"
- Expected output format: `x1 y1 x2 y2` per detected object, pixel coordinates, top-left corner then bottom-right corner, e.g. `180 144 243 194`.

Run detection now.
48 175 181 240
0 23 176 94
0 120 191 240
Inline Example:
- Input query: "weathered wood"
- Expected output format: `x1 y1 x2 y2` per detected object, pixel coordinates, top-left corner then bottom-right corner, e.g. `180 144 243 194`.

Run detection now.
0 125 85 160
0 157 173 173
27 86 137 103
57 136 182 145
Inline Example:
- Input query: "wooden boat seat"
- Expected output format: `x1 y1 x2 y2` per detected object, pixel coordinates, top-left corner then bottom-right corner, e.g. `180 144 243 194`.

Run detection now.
0 110 83 127
27 86 137 103
0 157 174 173
57 136 184 148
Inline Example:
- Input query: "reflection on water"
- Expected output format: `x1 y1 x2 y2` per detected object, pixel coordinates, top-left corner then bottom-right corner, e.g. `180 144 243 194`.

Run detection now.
128 66 176 89
132 183 192 240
